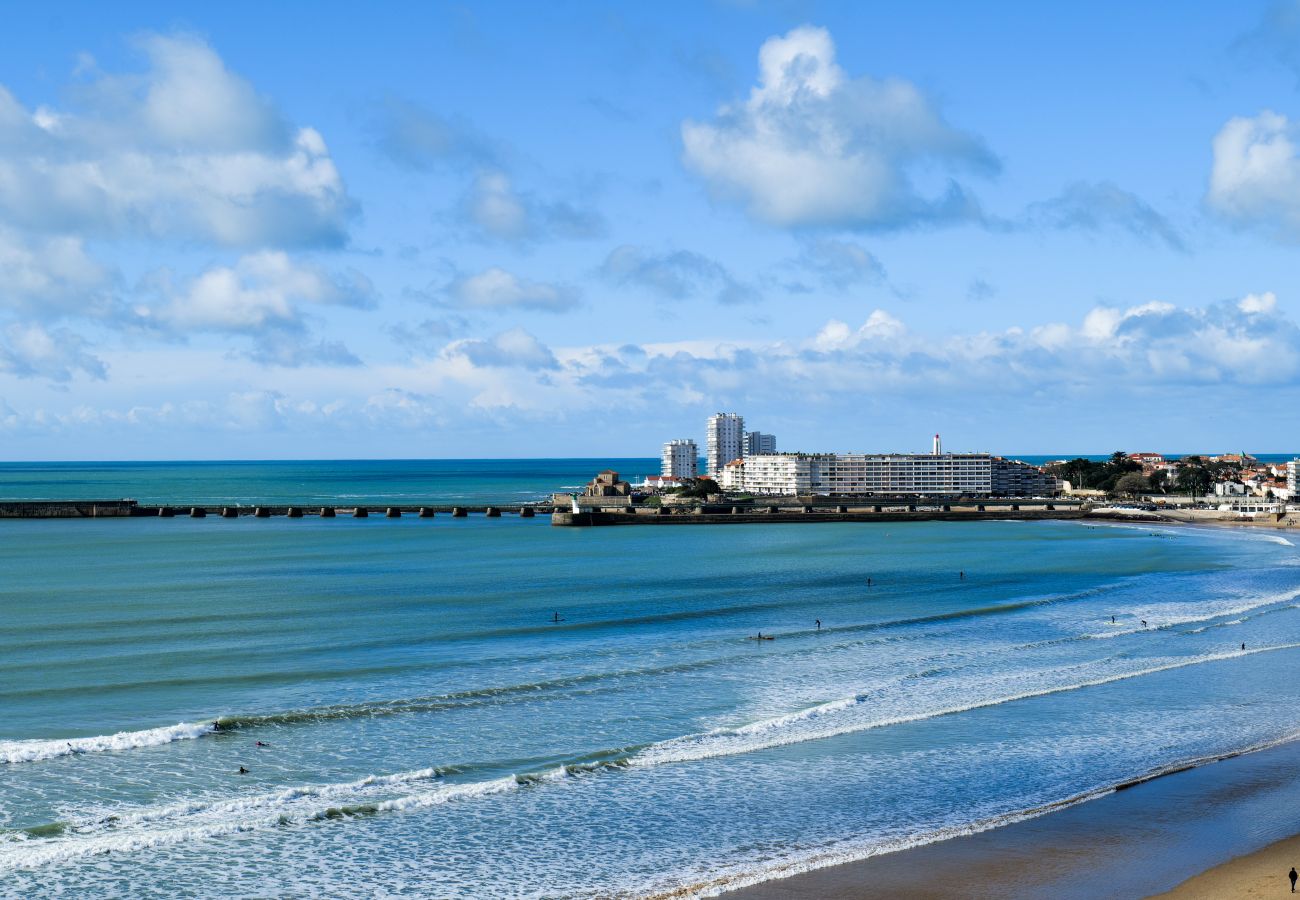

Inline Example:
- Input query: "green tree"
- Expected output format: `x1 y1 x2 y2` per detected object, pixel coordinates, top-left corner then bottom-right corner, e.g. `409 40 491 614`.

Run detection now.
1176 465 1211 497
1114 472 1149 497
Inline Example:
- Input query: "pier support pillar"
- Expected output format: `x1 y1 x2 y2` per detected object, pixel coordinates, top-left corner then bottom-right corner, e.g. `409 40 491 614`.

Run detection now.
320 507 336 518
519 507 535 518
908 505 916 512
873 505 882 513
1011 504 1020 511
287 507 303 518
190 507 206 518
353 507 369 518
978 504 985 512
386 507 401 518
158 507 174 518
452 507 467 517
419 507 435 518
221 507 238 518
836 505 847 514
485 507 501 517
942 504 951 512
254 507 271 518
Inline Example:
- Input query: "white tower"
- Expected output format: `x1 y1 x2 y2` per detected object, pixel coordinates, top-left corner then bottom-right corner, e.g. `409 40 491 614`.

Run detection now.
661 439 699 479
933 433 942 455
706 413 745 476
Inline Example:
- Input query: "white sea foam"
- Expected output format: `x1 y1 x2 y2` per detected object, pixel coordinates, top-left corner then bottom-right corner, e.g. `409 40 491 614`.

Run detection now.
0 767 567 871
631 643 1300 767
0 722 213 765
1083 587 1300 638
10 646 1300 873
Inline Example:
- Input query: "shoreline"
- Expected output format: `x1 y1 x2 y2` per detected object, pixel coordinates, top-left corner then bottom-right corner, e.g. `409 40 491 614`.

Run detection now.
705 729 1300 899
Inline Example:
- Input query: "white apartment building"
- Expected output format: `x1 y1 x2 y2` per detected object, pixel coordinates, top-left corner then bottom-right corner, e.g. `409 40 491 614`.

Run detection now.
706 413 745 475
743 431 777 456
732 452 1056 497
716 458 746 492
743 453 820 495
1288 460 1300 495
661 439 699 479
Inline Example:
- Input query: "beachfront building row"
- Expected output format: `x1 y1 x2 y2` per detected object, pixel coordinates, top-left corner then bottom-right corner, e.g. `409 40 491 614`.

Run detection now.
706 413 745 476
720 452 1058 498
661 439 699 479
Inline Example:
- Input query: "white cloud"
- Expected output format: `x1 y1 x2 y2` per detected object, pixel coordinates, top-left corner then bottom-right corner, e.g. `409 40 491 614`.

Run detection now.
446 267 579 312
146 251 374 336
600 244 758 304
1025 181 1185 251
443 327 558 370
1208 111 1300 239
0 228 117 318
0 321 105 381
460 169 605 242
0 34 354 247
681 25 996 229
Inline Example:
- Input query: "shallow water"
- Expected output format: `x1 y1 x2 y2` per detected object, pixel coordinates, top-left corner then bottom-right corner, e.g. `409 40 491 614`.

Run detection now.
2 493 1299 897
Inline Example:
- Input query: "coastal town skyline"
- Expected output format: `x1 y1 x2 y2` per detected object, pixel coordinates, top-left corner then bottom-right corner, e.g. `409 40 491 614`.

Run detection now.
3 3 1300 460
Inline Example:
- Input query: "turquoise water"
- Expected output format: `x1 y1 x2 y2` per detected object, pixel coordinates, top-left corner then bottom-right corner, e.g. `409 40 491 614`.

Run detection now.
0 459 662 505
2 464 1300 896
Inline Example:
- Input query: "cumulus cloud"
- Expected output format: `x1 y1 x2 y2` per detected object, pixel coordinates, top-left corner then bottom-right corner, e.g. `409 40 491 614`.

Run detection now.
0 228 118 318
0 34 354 248
1026 181 1186 251
1207 111 1300 240
795 238 886 289
600 244 759 304
443 327 558 370
681 25 996 230
460 170 605 242
0 322 105 381
143 251 373 336
444 267 579 312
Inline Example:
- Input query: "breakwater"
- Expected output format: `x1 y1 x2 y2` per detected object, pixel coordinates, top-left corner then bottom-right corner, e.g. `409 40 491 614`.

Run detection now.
552 503 1087 526
0 500 541 519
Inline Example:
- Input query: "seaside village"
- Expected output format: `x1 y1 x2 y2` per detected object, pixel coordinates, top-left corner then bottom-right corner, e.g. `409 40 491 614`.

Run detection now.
565 412 1300 518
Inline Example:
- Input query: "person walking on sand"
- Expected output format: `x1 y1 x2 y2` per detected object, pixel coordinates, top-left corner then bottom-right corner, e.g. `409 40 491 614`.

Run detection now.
1289 866 1296 892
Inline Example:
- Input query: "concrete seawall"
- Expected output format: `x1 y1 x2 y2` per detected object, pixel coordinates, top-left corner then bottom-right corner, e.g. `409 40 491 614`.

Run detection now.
0 500 138 518
551 508 1088 526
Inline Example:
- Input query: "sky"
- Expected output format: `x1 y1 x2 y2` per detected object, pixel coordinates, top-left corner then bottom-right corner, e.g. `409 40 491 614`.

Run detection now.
2 1 1300 459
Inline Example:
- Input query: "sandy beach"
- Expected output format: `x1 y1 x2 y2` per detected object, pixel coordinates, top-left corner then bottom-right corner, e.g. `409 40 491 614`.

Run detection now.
725 735 1300 900
1152 834 1300 899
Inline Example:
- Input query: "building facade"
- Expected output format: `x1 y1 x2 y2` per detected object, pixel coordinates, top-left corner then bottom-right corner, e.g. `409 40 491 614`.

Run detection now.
743 431 777 456
706 413 745 475
730 452 1057 497
661 439 699 479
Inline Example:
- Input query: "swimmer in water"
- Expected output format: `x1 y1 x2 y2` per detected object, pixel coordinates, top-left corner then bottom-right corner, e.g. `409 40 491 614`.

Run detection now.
238 766 248 775
815 619 821 630
255 741 269 747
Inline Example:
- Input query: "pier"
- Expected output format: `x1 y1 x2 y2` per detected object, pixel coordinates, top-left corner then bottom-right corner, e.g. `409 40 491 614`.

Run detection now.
0 500 549 519
0 497 1109 526
550 499 1088 526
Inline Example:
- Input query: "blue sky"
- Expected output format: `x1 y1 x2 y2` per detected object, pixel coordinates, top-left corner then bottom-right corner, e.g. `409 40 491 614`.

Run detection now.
2 2 1300 458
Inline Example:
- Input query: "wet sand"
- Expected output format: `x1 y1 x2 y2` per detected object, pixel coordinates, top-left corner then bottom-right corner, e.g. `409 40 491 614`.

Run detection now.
724 736 1300 899
1151 832 1300 898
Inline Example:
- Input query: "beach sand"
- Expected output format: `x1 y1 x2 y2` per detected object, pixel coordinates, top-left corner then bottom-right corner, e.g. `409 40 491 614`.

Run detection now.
1151 834 1300 899
724 736 1300 900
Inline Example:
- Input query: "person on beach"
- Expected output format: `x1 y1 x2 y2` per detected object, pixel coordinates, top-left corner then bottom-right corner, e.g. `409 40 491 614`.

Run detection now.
1290 866 1297 891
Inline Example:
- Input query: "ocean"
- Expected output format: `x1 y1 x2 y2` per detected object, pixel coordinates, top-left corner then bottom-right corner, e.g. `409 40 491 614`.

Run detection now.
2 460 1300 897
